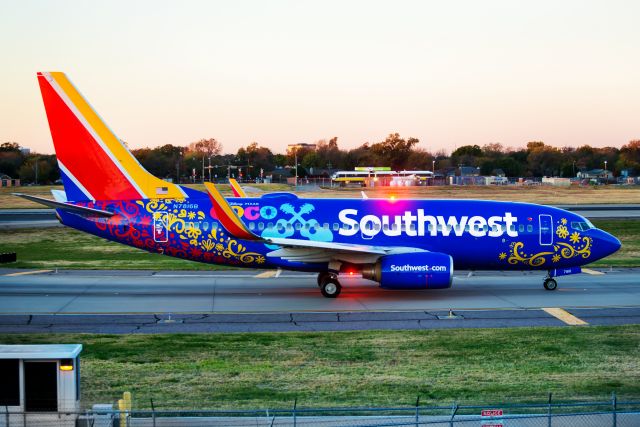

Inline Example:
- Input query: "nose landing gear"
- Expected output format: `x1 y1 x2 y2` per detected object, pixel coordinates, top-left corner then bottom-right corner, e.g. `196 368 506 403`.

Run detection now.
543 277 558 291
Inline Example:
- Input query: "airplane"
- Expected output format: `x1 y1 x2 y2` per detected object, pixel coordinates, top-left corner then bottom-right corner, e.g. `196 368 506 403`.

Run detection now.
16 72 621 298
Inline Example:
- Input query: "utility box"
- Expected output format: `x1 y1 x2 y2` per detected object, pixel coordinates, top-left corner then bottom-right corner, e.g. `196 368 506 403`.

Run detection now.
0 344 82 427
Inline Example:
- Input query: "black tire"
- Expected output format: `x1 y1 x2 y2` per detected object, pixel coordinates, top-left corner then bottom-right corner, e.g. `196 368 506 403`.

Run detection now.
544 278 558 291
317 272 330 287
320 278 341 298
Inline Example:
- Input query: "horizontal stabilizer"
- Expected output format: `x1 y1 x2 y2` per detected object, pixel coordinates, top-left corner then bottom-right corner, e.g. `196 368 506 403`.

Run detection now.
13 193 114 217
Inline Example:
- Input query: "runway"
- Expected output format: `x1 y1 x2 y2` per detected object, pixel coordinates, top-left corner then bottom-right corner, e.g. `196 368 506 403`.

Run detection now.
0 268 638 333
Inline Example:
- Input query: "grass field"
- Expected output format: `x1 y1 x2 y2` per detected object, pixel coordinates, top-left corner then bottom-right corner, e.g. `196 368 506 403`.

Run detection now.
0 218 636 269
1 326 638 409
3 184 640 209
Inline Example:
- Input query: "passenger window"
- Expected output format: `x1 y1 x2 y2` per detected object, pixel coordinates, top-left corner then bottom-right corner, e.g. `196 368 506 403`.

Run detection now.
212 222 218 230
304 223 310 230
286 223 293 230
295 223 302 230
188 221 194 228
333 223 339 231
409 224 415 232
267 222 273 229
258 222 265 231
202 222 209 231
354 224 360 231
323 223 329 229
527 224 533 232
249 222 255 230
519 224 524 232
194 222 200 230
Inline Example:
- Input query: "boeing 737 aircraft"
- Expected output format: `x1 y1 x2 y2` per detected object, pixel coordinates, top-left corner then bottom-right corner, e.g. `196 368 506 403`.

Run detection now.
17 72 621 298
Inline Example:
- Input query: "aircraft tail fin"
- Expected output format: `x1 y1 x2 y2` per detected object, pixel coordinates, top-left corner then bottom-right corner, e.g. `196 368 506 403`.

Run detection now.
204 182 262 241
37 72 186 202
229 178 247 197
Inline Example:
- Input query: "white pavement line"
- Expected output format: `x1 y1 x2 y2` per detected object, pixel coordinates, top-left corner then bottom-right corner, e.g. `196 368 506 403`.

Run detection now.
4 269 53 277
542 307 589 325
254 271 278 278
582 268 605 275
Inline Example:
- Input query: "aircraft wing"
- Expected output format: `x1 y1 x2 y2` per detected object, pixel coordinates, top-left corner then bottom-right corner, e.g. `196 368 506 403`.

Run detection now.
265 238 426 263
12 193 114 217
204 182 425 263
229 178 247 197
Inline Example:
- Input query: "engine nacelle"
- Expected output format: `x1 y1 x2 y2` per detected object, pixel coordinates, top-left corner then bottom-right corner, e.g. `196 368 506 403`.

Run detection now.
362 252 454 289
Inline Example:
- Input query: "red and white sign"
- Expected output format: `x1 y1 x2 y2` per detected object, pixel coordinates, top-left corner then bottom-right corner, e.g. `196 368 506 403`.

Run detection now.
481 409 503 427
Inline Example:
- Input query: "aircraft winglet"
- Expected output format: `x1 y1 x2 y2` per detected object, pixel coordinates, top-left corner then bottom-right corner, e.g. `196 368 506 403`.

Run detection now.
204 182 262 241
229 178 247 198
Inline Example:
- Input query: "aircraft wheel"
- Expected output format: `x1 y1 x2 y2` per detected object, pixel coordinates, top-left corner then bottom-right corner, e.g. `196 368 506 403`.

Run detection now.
317 272 330 287
320 277 341 298
543 278 558 291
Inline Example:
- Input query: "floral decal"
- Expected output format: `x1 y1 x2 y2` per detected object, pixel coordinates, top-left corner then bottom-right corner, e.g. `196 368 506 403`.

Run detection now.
501 217 592 267
79 198 264 267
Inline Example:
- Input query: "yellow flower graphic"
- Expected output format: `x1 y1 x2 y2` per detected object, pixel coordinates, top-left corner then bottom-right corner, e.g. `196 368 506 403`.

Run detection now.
186 226 201 240
552 254 561 263
561 218 567 225
556 225 569 239
188 211 196 220
256 256 265 264
201 239 215 251
215 243 224 251
498 252 507 260
569 232 580 244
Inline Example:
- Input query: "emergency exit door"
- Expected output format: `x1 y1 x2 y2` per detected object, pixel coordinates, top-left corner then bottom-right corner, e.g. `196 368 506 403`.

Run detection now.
539 214 553 246
24 361 57 412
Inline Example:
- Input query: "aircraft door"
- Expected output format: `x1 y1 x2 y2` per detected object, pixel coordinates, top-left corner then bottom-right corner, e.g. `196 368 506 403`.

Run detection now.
153 212 169 243
539 214 553 246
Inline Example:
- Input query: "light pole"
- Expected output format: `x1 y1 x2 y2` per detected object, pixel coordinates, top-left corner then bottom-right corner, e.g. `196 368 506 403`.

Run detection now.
208 156 212 182
176 150 182 184
294 150 298 189
432 160 435 174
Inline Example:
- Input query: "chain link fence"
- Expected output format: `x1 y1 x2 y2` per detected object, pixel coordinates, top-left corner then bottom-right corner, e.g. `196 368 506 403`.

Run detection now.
2 396 640 427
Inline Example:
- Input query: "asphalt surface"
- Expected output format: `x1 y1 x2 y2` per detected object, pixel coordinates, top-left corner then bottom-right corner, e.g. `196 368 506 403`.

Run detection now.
0 268 638 333
1 204 639 229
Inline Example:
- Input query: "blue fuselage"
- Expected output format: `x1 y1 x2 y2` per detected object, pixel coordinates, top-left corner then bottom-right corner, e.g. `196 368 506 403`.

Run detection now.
59 191 620 273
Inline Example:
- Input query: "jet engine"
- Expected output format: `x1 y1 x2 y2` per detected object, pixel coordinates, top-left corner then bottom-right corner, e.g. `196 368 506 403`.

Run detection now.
361 252 453 289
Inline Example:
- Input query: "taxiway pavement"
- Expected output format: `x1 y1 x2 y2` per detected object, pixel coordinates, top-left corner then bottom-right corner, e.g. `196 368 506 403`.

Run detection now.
0 268 638 333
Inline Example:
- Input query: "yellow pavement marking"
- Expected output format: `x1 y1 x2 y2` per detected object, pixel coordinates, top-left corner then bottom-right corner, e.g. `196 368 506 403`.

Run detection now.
254 271 278 279
582 268 605 275
543 307 588 326
4 269 53 277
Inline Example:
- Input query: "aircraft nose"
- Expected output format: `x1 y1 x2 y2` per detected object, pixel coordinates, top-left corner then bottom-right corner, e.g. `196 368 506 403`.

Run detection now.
591 229 621 259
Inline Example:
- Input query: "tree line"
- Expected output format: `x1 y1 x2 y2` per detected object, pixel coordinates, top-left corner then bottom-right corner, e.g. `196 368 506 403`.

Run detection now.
2 135 640 184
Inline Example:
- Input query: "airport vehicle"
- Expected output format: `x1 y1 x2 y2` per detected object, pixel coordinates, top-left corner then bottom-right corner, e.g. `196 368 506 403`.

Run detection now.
18 72 621 298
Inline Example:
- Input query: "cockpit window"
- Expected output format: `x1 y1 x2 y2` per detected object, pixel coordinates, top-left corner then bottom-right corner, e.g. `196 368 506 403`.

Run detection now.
571 221 594 231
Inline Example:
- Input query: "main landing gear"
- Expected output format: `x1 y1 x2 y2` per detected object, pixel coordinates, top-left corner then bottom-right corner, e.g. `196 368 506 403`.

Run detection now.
317 272 342 298
543 276 558 291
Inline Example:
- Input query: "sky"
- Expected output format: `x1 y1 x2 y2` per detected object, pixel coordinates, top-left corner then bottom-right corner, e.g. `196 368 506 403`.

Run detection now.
1 0 639 155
